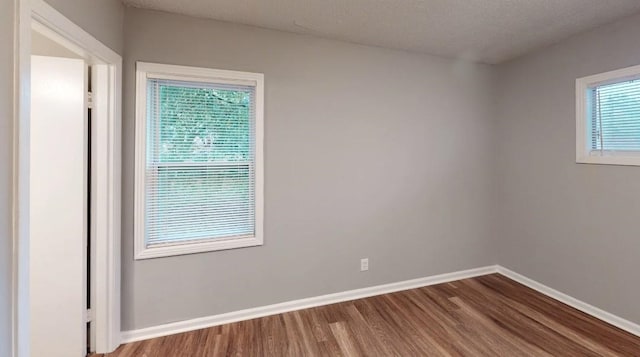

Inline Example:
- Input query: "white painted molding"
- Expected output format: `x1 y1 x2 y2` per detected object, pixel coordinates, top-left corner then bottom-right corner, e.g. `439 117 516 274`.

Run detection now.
17 0 123 353
31 0 120 63
14 0 32 355
496 266 640 337
121 265 499 343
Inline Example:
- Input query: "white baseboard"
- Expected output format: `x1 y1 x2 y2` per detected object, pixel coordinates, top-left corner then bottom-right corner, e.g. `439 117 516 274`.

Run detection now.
121 265 498 343
496 266 640 337
121 264 640 344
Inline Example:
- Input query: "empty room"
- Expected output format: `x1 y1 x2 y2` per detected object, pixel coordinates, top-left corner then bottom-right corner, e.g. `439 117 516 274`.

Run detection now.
4 0 640 356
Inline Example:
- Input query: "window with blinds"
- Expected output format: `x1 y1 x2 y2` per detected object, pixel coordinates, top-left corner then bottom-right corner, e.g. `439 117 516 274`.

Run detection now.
576 65 640 166
135 62 264 259
589 79 640 152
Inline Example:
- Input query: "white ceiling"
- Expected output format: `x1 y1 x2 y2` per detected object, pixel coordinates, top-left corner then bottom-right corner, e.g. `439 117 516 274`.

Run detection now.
122 0 640 64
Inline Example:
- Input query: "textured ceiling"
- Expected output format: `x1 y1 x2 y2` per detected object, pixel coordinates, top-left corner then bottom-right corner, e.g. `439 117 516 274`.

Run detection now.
122 0 640 64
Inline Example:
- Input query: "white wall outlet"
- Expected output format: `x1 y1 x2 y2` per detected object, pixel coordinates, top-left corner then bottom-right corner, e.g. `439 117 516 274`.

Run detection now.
360 258 369 271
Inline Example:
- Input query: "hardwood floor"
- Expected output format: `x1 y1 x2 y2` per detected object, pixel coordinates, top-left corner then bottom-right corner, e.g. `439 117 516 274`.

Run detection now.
99 274 640 356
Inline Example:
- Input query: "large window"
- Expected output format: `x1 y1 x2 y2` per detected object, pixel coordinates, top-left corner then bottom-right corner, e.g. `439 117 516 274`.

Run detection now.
135 62 264 259
576 64 640 166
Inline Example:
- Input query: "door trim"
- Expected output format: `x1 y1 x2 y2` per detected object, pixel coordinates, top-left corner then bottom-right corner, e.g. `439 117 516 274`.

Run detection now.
14 0 122 354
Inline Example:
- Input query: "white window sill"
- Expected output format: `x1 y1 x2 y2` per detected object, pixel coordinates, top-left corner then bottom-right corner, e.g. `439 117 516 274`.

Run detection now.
134 235 263 260
576 153 640 167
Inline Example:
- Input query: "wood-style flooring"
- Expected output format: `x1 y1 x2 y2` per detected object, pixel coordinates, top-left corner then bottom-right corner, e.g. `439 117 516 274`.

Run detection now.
99 274 640 356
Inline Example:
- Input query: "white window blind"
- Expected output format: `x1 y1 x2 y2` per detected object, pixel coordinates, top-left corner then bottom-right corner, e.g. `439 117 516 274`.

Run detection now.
590 79 640 152
146 78 256 246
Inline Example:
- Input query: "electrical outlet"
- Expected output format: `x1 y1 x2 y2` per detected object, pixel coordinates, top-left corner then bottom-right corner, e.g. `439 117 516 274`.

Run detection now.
360 258 369 271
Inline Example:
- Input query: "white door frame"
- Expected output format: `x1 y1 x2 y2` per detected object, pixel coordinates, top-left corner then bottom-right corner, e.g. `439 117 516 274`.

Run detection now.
14 0 122 354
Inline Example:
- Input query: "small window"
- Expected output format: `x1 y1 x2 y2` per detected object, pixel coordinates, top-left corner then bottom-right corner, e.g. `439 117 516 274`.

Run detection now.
576 64 640 166
134 62 264 259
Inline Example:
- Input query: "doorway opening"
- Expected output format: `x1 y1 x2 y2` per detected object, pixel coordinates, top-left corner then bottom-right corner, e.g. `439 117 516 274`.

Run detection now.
15 1 122 355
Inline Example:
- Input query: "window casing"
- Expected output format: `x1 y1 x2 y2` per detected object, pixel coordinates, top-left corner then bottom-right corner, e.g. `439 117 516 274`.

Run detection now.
576 64 640 166
135 62 264 259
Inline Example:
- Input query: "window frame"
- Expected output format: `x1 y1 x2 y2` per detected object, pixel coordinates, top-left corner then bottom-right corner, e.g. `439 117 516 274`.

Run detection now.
576 64 640 166
134 62 264 260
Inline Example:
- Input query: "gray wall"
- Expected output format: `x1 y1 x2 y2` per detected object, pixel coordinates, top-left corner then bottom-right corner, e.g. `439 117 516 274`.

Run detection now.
122 8 496 330
44 0 124 54
1 0 15 354
495 12 640 324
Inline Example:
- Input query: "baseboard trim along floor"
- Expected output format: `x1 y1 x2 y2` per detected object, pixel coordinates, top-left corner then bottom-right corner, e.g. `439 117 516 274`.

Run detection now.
120 266 496 343
121 265 640 343
496 266 640 338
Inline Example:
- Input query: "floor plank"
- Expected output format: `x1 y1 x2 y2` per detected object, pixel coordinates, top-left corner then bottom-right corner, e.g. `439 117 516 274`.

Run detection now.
97 274 640 356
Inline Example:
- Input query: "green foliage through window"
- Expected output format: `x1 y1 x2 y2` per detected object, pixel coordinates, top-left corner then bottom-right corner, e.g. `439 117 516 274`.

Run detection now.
151 81 253 163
